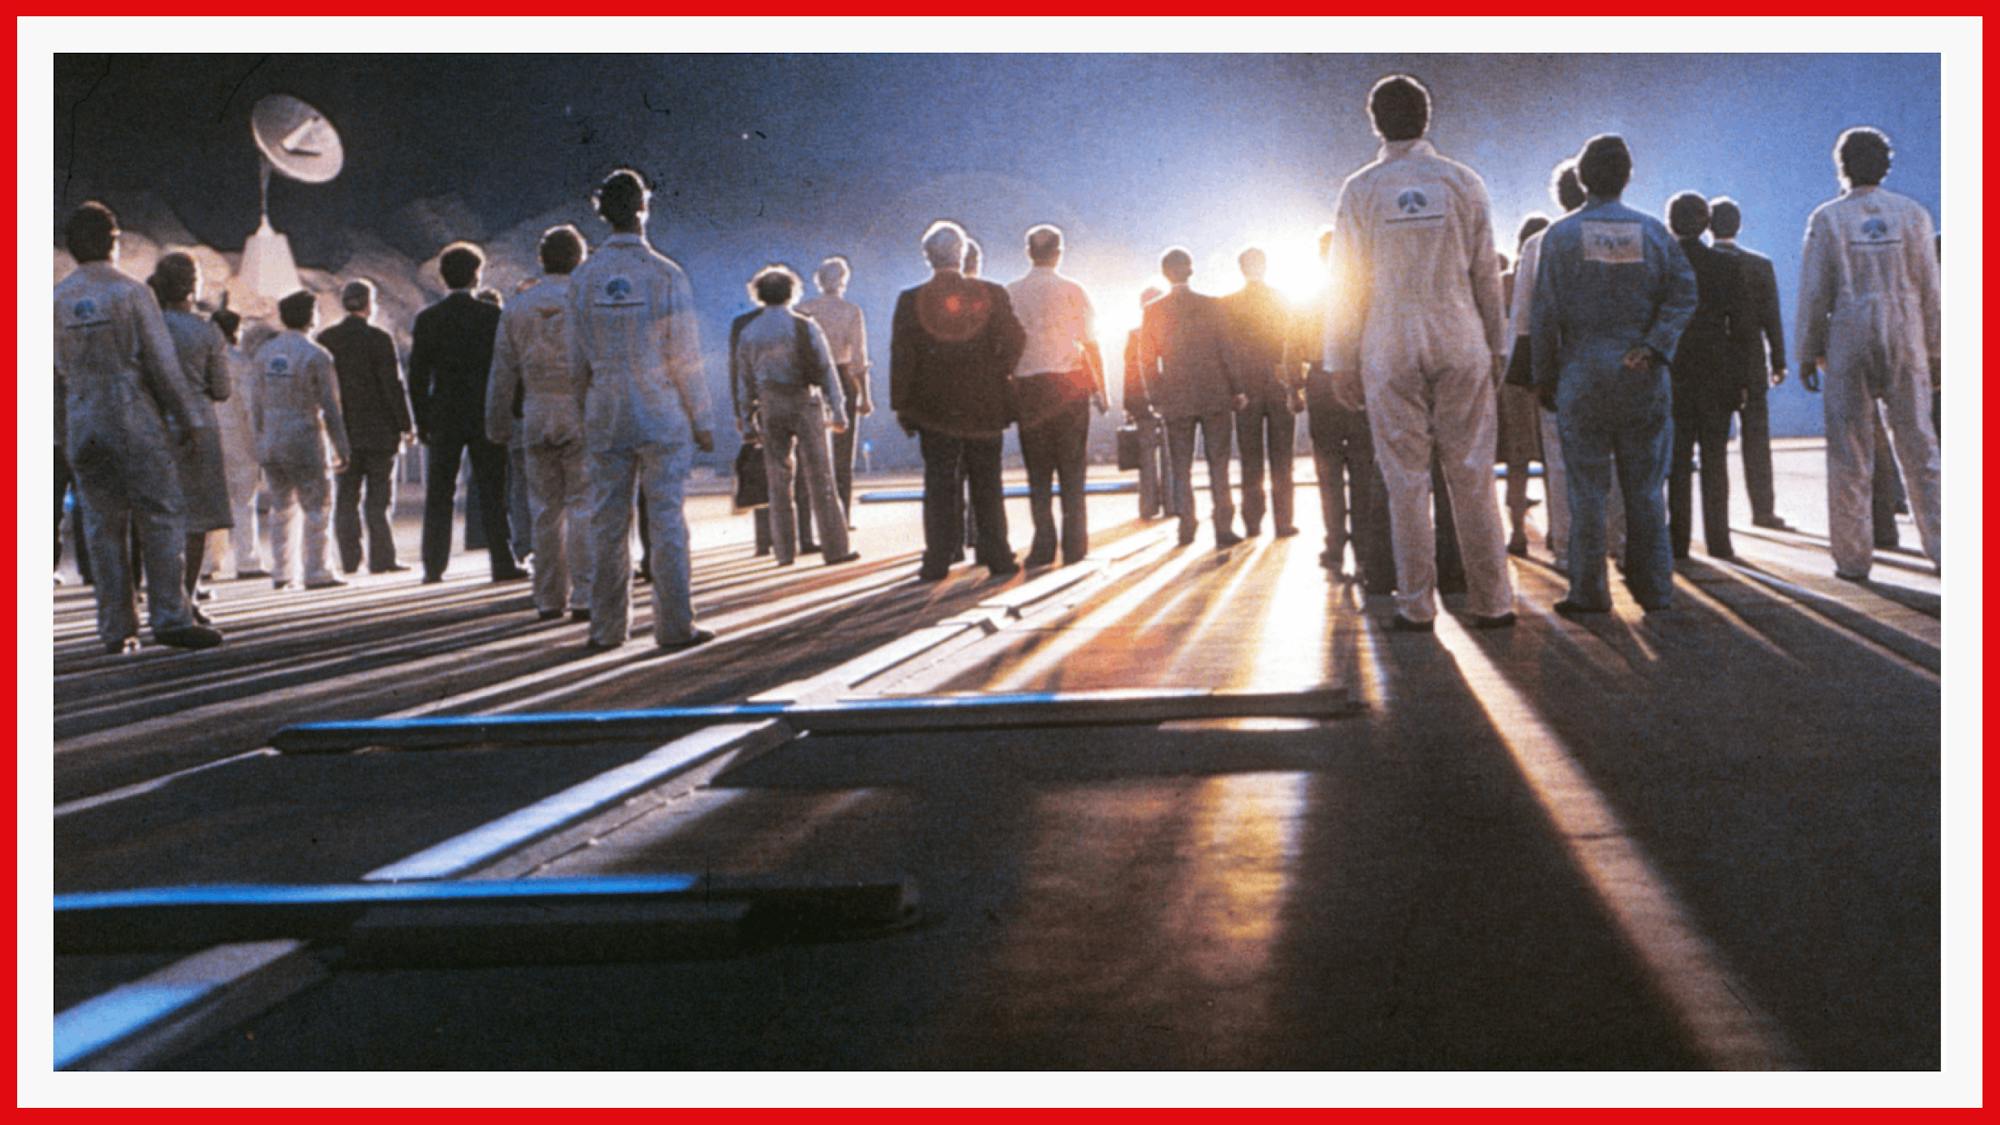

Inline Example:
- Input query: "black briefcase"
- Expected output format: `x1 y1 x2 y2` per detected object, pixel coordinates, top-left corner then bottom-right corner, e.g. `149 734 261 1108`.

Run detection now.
1116 423 1143 471
733 438 769 512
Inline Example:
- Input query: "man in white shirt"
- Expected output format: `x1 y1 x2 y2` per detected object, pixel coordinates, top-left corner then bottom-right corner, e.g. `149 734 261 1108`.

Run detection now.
797 256 872 521
1006 225 1106 567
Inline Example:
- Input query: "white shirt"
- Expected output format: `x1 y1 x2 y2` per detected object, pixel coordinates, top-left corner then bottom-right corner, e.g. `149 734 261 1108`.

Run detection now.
1006 265 1097 378
1509 227 1546 339
796 293 869 373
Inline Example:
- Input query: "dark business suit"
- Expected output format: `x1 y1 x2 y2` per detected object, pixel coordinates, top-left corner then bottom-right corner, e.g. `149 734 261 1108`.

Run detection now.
409 290 517 580
1712 241 1786 524
319 315 413 573
1135 284 1243 546
1669 238 1748 559
1222 280 1298 536
889 270 1025 577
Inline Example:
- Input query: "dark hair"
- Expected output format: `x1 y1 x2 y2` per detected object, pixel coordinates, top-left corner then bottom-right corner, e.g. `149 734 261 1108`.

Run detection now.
596 168 650 228
148 252 199 307
1368 74 1431 142
439 242 484 289
1516 214 1551 249
1666 191 1711 239
1159 247 1193 282
278 290 317 330
1836 126 1892 187
748 264 800 307
538 224 586 275
340 279 375 313
1708 197 1743 240
1576 134 1633 198
1551 160 1587 213
211 305 242 345
65 201 119 262
1026 224 1064 265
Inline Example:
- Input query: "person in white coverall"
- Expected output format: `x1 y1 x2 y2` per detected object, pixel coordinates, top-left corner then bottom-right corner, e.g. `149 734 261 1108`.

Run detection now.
568 168 718 651
487 225 595 622
253 290 351 591
1325 74 1516 631
52 201 222 653
209 304 268 578
1796 126 1940 580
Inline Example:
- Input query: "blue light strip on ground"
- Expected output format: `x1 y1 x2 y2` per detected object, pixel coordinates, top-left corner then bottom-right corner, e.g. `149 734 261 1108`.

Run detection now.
56 874 703 914
54 983 210 1070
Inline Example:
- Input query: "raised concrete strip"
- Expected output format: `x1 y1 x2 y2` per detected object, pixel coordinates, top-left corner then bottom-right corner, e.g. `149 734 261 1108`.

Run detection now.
274 686 1351 755
54 940 324 1070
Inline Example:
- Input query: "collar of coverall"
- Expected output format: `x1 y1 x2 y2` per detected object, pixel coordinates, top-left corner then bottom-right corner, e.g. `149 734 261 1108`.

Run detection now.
1377 137 1437 160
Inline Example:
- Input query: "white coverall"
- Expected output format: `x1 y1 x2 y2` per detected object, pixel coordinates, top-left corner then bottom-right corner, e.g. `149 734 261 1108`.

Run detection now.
1796 185 1941 577
1327 137 1515 622
252 330 350 586
212 344 266 576
1511 228 1626 570
567 232 715 647
488 273 593 615
53 260 202 646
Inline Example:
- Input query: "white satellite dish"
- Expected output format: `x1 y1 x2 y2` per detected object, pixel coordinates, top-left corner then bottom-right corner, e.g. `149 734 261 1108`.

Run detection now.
240 94 345 302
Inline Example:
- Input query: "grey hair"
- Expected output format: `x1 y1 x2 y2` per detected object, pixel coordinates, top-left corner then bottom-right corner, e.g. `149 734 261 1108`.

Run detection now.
922 220 969 270
815 255 851 293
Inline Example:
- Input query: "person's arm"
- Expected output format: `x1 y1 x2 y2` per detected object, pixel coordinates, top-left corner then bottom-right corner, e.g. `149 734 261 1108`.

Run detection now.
134 291 198 434
374 331 413 438
1644 234 1700 367
1325 183 1370 411
990 284 1027 376
1755 257 1787 384
662 268 714 451
485 314 521 446
1077 288 1107 410
1463 177 1508 366
851 305 873 413
888 291 915 431
1529 235 1563 404
809 319 847 430
201 325 231 402
407 313 435 440
730 319 753 435
1910 202 1941 375
317 350 351 469
566 281 594 413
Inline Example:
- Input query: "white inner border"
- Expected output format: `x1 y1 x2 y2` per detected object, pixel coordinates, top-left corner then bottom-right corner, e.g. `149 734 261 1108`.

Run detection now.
17 15 1983 1108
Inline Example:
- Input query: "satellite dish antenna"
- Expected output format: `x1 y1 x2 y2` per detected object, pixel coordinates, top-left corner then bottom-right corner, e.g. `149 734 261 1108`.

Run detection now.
240 94 344 302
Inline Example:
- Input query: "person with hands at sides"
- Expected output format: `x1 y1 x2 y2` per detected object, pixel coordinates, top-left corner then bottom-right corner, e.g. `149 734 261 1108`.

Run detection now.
253 289 353 593
1135 246 1249 551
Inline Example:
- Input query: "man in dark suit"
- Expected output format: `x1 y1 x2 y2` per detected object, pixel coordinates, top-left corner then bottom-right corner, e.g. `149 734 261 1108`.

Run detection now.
1707 198 1791 531
889 219 1025 581
408 242 525 583
1135 247 1247 549
1223 246 1301 539
1665 193 1748 561
319 279 413 574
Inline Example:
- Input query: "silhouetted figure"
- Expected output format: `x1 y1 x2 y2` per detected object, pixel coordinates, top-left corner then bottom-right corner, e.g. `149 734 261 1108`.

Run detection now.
1665 191 1748 561
1224 246 1300 538
1007 224 1106 567
321 279 413 574
1135 247 1246 550
1707 198 1791 531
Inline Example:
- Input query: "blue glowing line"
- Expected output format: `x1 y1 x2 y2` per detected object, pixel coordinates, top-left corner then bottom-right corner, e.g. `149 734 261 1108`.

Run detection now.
56 874 703 913
55 983 210 1069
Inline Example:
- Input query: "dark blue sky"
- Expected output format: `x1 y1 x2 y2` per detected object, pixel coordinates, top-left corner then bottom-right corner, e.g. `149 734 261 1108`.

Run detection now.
55 53 1940 441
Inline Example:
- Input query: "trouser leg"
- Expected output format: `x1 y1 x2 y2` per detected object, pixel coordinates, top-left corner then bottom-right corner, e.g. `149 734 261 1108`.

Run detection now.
1364 365 1442 621
1431 458 1464 593
1870 411 1902 546
1557 406 1614 610
1879 361 1941 565
1821 361 1877 577
1344 413 1396 593
525 444 569 613
753 508 772 556
70 449 144 644
638 442 697 645
763 425 800 566
266 466 300 585
1269 401 1297 533
1307 397 1342 558
1166 418 1200 543
919 430 963 573
1430 358 1513 618
1697 403 1734 557
794 449 817 551
560 445 593 610
1236 404 1268 533
588 447 639 645
297 472 335 583
54 447 68 570
963 435 1013 569
470 438 517 575
362 451 399 571
1668 399 1697 558
831 418 857 522
1538 407 1570 567
1019 416 1060 562
1138 417 1164 521
1053 399 1090 563
790 403 850 562
1740 386 1776 522
508 440 533 560
421 439 464 580
334 460 366 573
1616 396 1676 608
1200 411 1235 539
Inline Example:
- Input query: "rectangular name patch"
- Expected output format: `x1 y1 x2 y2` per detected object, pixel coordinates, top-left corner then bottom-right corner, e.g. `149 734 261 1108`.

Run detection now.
1383 182 1447 225
1581 221 1644 264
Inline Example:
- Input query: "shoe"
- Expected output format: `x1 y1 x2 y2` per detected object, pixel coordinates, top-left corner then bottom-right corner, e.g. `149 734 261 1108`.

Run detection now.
538 608 565 621
1553 598 1611 618
917 567 950 583
1215 531 1244 550
584 637 624 652
1177 532 1197 548
272 579 298 591
1318 549 1340 569
372 562 412 574
1834 570 1870 584
103 635 140 655
236 568 270 579
1244 523 1263 537
657 628 716 652
1752 515 1793 531
569 608 591 623
987 560 1021 577
156 623 224 650
1709 549 1738 562
193 586 215 602
1470 611 1517 630
1874 537 1901 550
1389 613 1434 633
1275 526 1300 538
492 567 530 583
1023 551 1057 569
800 542 822 555
305 575 348 590
421 574 444 585
1508 533 1530 557
824 551 862 565
190 605 213 626
53 572 64 586
1639 600 1672 613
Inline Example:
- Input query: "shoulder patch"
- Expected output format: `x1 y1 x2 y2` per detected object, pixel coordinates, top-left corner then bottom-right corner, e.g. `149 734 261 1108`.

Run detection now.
1849 213 1902 249
595 276 642 307
1580 221 1644 265
63 295 109 329
1384 182 1448 225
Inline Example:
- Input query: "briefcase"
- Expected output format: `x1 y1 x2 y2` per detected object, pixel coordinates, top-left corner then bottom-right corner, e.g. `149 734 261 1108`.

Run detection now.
1116 423 1143 472
733 438 769 512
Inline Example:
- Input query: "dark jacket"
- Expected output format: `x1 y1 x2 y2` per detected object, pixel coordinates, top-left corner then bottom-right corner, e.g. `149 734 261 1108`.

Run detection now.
1135 285 1242 420
1712 242 1786 386
888 271 1026 438
1221 280 1293 401
1672 238 1749 406
408 290 504 442
317 315 412 452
